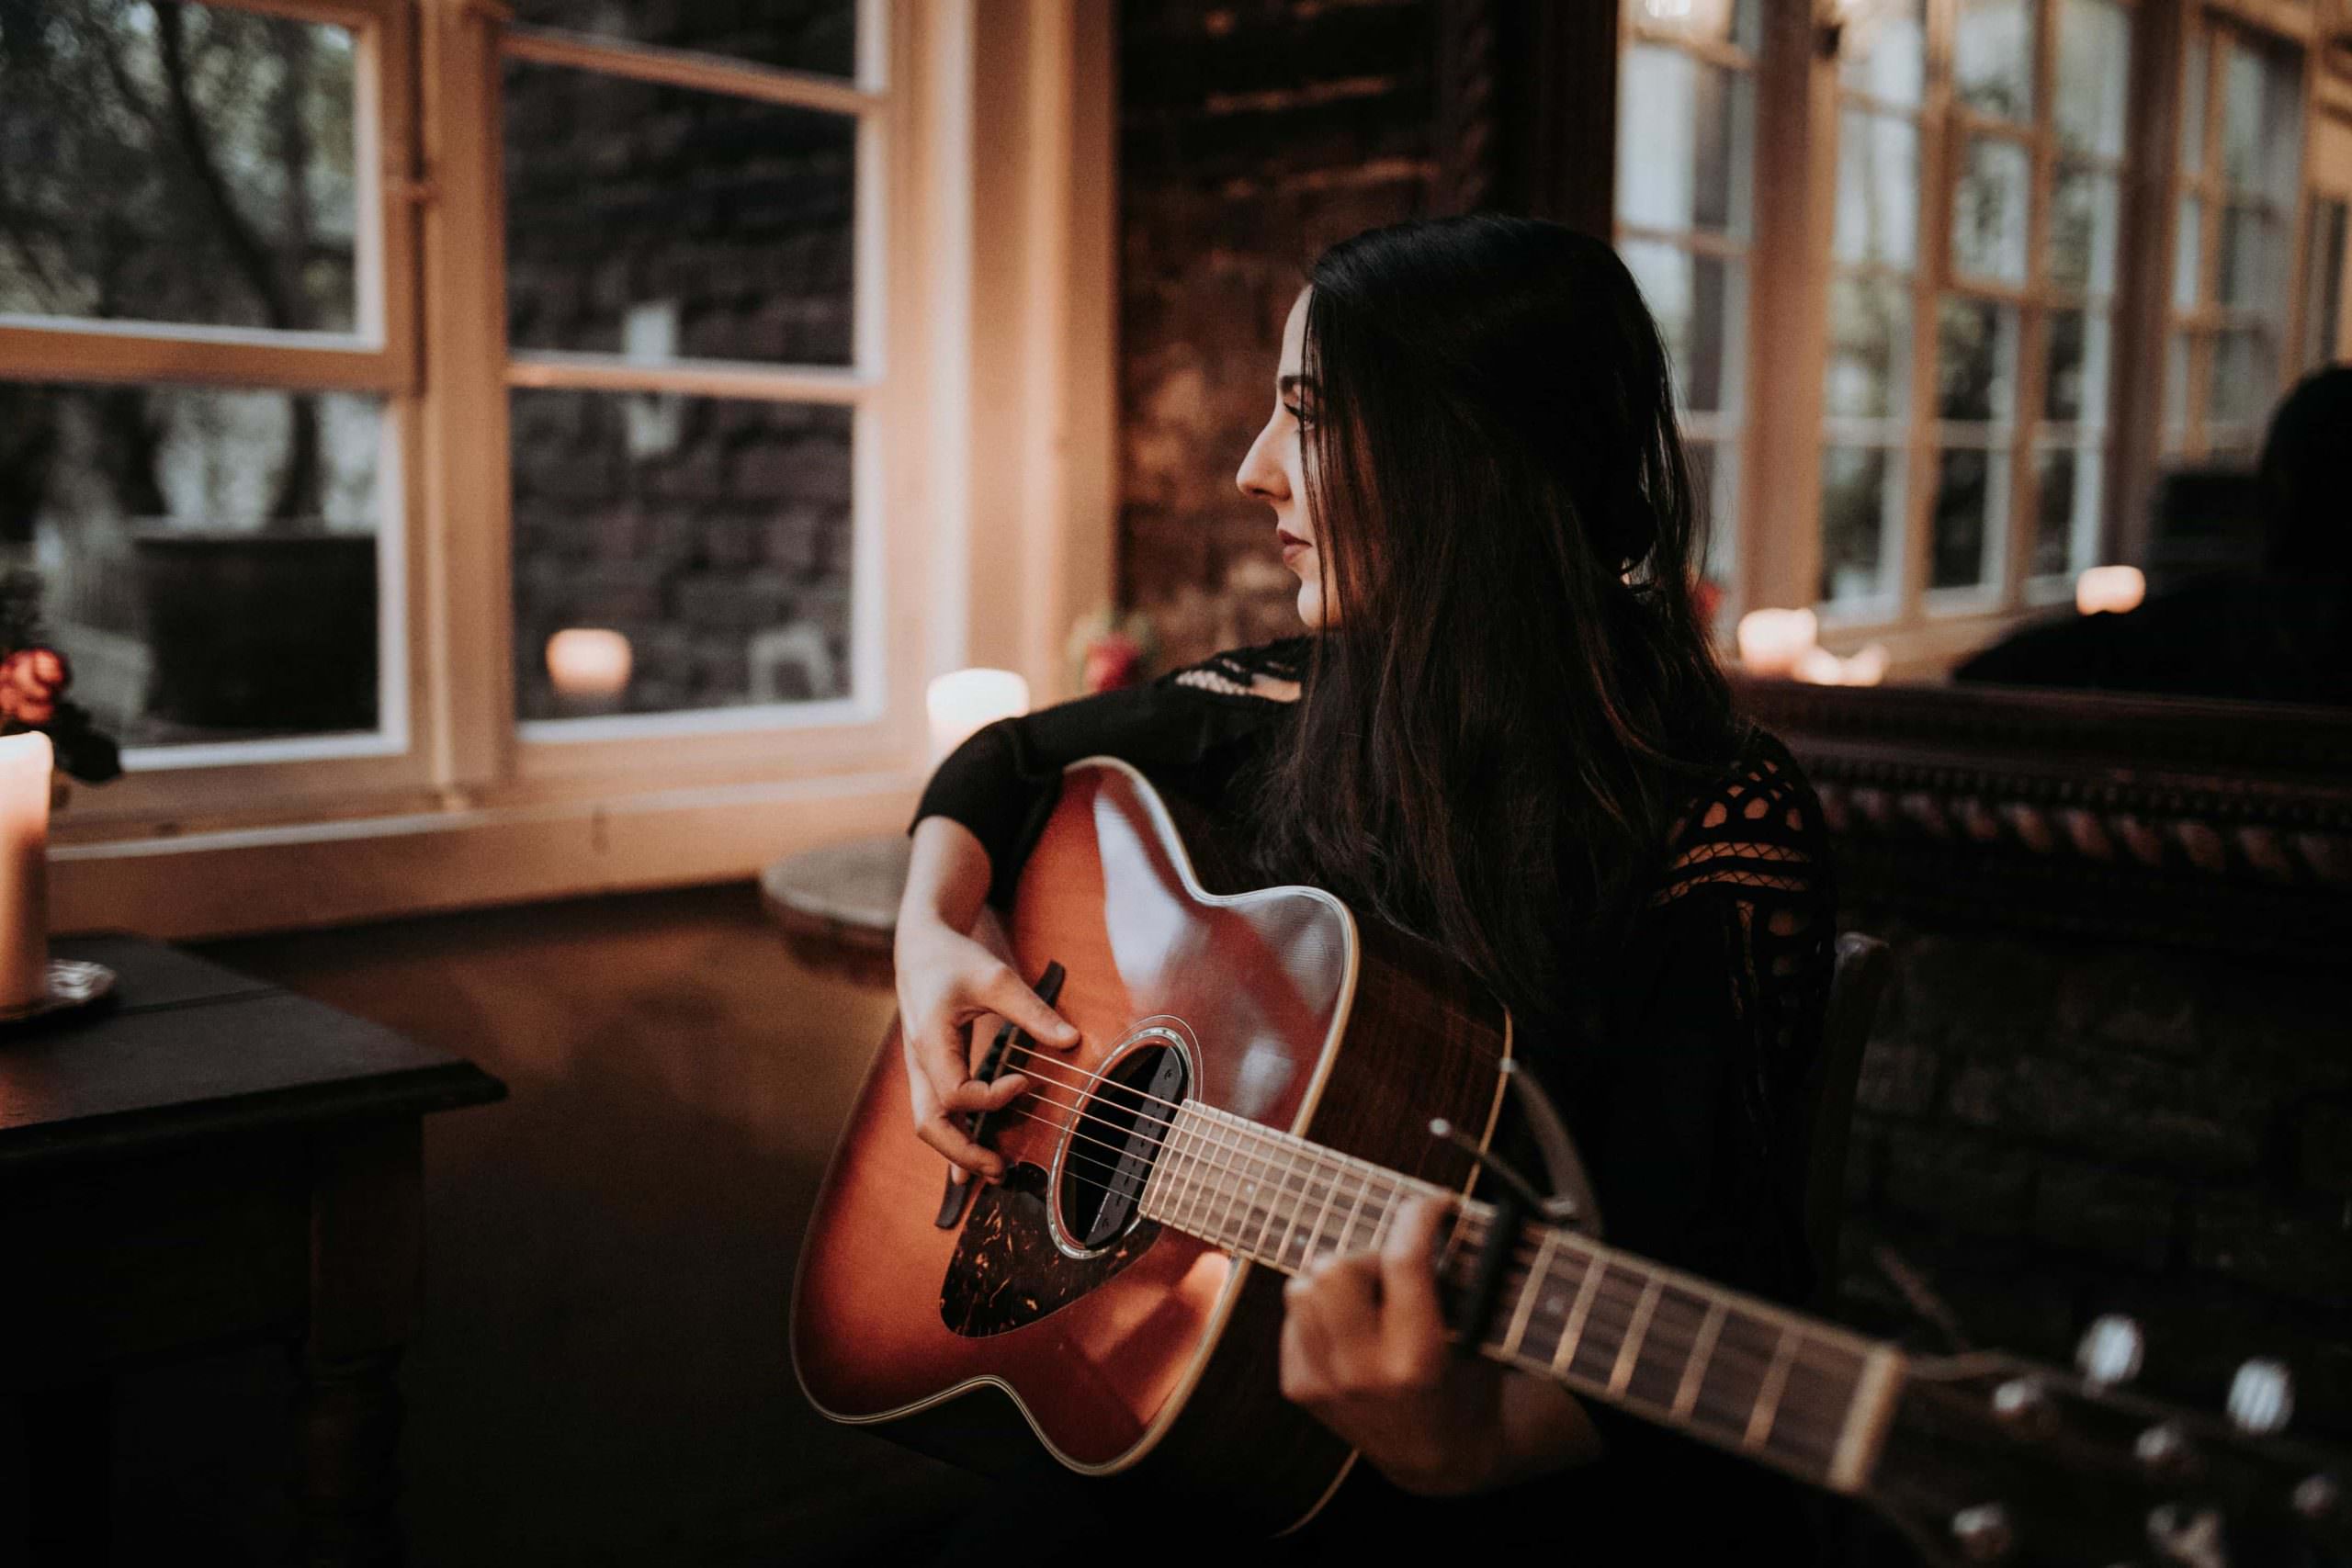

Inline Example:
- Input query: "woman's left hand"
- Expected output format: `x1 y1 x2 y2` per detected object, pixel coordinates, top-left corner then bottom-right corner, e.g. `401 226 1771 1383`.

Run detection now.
1277 1195 1511 1495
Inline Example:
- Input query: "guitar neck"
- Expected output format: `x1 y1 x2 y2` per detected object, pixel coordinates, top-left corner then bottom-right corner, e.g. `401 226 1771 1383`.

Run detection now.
1136 1099 1904 1495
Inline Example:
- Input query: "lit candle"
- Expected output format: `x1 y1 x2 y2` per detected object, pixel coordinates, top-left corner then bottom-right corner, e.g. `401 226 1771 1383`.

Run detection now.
1792 641 1891 686
926 668 1030 763
1736 607 1820 678
546 628 633 703
2075 565 2146 616
0 731 52 1013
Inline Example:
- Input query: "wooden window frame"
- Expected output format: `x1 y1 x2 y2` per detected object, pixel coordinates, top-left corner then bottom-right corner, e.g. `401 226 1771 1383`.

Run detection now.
0 0 431 820
1720 0 2340 672
29 0 1120 938
1612 1 1766 618
2159 7 2312 459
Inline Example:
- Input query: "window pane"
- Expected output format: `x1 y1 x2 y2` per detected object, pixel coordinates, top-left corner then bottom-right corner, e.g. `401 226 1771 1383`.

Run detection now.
1687 439 1740 590
1 381 385 747
2163 331 2193 451
2173 197 2204 310
0 1 360 334
1951 136 2030 284
504 0 857 79
2217 201 2281 311
2054 0 2132 159
1622 242 1742 414
1929 445 2004 592
503 64 856 366
1616 45 1754 239
1819 445 1903 605
511 390 853 721
1936 295 2018 423
2032 442 2099 579
2049 167 2121 297
2208 329 2272 429
1840 0 1928 107
2222 41 2300 206
1826 274 1912 420
1834 110 1920 269
1954 0 2034 122
2044 309 2110 428
2179 34 2208 175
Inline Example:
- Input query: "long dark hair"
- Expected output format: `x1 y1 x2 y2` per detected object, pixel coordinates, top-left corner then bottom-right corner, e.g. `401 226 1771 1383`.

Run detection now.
1250 214 1738 1034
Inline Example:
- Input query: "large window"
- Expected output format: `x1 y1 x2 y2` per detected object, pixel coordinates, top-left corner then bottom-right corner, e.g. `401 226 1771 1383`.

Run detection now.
1614 0 1761 607
0 0 412 767
498 8 878 736
2164 15 2303 459
0 0 1114 936
1816 0 2138 626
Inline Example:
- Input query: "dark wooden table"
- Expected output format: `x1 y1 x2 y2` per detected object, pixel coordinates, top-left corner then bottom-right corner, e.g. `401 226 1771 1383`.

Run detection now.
0 933 504 1566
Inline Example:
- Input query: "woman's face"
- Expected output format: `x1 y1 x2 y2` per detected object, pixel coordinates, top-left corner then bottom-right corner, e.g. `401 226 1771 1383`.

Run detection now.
1237 288 1331 628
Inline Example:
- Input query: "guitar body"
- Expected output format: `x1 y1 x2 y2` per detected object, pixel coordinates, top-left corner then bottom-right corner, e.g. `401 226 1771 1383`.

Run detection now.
792 758 1510 1534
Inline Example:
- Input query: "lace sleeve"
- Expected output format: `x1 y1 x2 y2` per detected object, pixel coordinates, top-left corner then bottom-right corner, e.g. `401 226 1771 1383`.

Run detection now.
1650 731 1837 1096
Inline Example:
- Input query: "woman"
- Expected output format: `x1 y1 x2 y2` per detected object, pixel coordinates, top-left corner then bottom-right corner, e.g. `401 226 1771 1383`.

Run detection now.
894 215 1834 1559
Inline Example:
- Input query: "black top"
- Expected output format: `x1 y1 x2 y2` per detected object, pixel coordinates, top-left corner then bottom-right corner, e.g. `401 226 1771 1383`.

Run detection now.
912 637 1838 1562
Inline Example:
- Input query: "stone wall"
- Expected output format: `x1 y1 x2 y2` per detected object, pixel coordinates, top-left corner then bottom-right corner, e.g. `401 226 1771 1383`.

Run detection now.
1117 0 1440 667
1836 912 2351 1440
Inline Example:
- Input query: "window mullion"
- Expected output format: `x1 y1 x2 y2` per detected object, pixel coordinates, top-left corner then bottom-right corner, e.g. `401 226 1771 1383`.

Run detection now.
416 0 516 793
1902 12 1957 630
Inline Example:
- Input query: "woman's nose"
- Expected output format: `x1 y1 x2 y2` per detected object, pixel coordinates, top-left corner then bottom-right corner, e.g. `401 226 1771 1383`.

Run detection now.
1237 417 1287 502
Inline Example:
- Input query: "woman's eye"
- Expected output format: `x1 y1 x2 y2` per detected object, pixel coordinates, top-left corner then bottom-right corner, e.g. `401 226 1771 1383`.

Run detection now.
1283 400 1314 425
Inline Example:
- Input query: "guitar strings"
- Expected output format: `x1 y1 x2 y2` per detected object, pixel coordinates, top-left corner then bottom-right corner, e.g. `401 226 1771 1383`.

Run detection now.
968 1088 1860 1442
974 1098 1852 1450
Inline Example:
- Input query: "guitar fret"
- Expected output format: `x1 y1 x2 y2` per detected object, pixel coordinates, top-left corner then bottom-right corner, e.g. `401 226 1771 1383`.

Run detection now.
1743 1328 1803 1449
1250 1138 1294 1260
1202 1112 1241 1244
1551 1256 1606 1375
1672 1302 1727 1421
1607 1277 1663 1398
1295 1153 1342 1270
1329 1162 1366 1258
1176 1109 1213 1232
1170 1110 1204 1227
1501 1229 1558 1358
1269 1146 1310 1265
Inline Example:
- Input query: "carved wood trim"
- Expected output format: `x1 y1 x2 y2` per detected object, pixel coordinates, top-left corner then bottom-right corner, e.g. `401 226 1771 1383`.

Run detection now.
1739 678 2352 964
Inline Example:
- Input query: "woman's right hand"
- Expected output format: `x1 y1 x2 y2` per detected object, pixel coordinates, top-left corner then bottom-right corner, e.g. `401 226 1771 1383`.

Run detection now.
894 910 1080 1184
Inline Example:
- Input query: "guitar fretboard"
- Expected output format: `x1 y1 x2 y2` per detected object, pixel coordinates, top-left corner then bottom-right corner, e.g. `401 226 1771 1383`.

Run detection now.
1136 1099 1899 1493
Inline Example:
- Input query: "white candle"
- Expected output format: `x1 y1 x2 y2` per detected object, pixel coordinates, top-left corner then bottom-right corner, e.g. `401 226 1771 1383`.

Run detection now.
1736 607 1820 678
546 628 633 699
2075 565 2146 616
926 668 1030 763
0 731 51 1012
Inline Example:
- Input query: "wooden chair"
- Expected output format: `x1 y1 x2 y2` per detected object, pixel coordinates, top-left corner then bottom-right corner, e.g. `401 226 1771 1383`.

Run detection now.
1798 931 1893 1305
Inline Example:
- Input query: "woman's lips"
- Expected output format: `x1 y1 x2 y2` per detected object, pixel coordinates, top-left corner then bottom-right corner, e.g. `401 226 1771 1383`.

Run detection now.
1277 529 1309 564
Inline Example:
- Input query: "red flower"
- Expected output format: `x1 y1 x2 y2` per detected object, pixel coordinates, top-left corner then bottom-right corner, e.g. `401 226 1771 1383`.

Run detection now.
1080 633 1143 694
0 646 71 727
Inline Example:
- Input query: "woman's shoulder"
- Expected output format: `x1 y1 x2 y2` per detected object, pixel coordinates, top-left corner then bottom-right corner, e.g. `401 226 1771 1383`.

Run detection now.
1650 727 1833 908
1155 636 1310 704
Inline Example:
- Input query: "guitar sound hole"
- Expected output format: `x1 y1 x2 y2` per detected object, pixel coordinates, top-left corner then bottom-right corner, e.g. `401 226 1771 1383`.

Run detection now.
1057 1042 1188 1254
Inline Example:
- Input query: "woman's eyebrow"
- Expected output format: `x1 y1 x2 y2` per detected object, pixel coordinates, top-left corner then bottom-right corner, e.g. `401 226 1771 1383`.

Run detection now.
1279 374 1317 396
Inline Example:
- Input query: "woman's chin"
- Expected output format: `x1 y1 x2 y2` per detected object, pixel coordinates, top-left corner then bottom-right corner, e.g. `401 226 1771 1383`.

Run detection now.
1295 581 1329 630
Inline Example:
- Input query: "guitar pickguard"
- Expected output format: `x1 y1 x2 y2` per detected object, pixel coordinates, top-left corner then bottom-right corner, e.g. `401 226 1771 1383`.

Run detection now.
940 1161 1160 1337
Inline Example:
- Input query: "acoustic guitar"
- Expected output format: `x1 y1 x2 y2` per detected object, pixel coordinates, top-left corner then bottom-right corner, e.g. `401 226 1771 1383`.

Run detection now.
793 758 2346 1564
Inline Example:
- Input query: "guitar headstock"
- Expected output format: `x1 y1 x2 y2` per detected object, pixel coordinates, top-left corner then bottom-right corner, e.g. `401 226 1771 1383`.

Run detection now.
1863 1327 2347 1567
